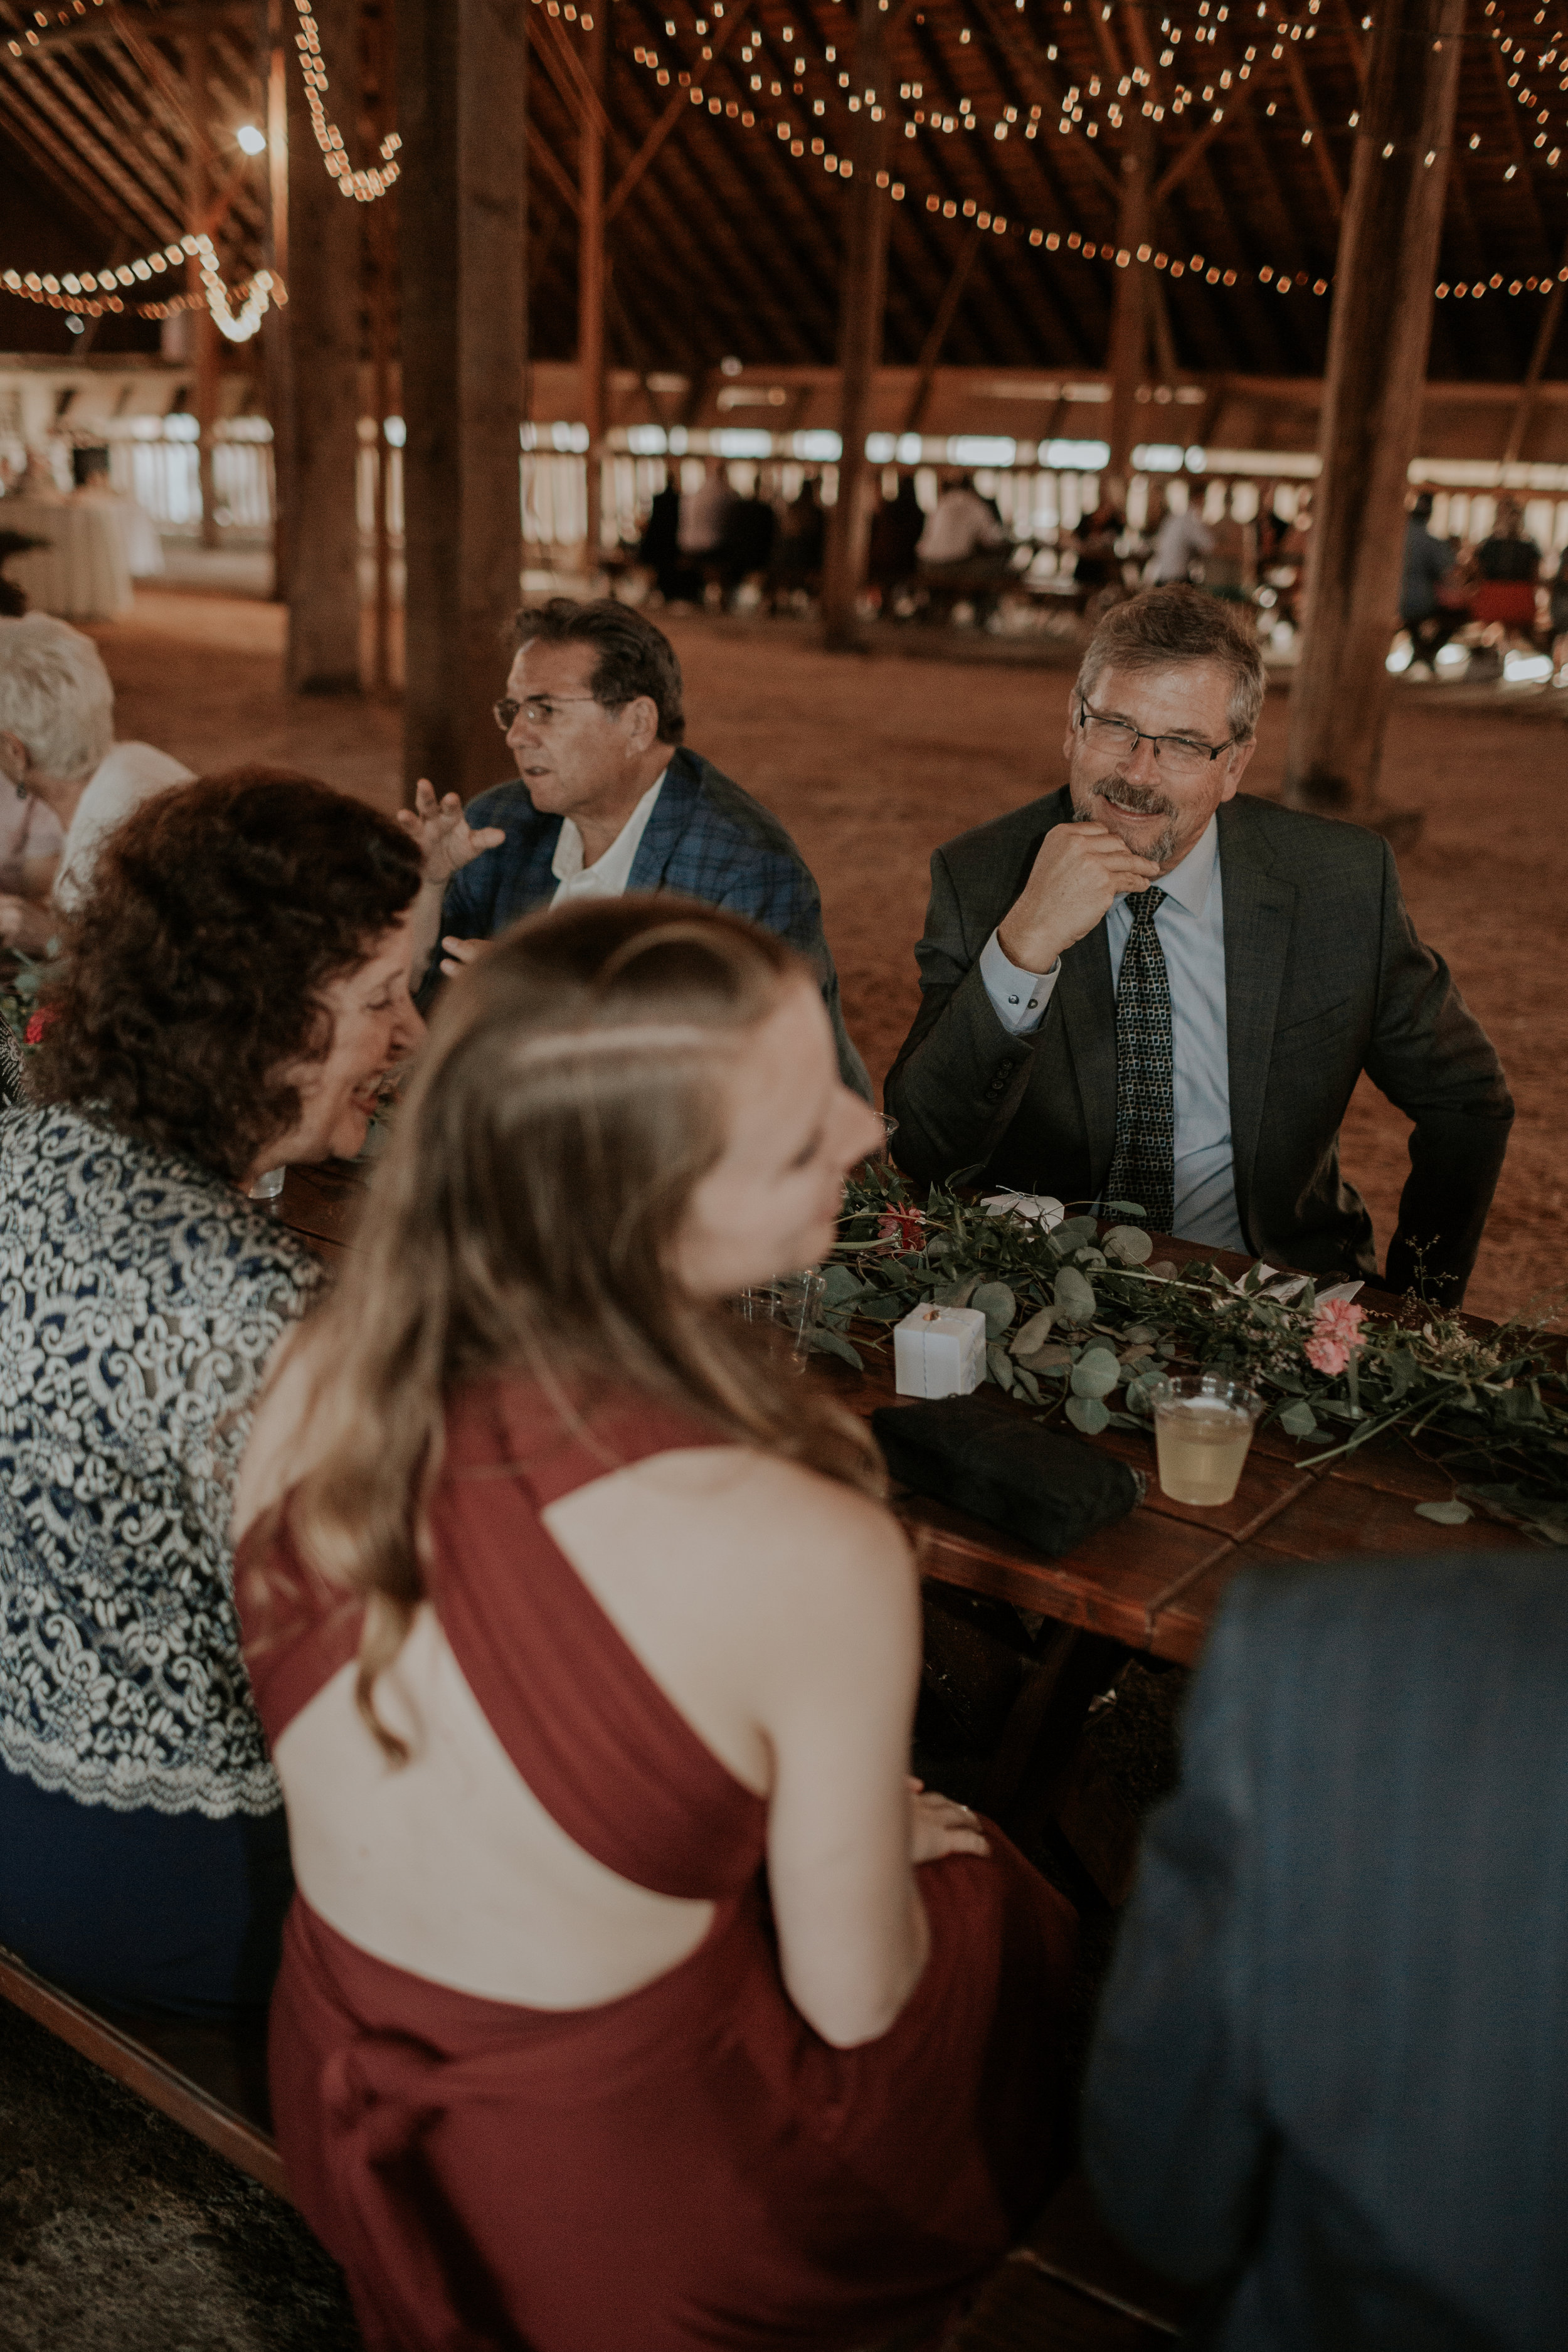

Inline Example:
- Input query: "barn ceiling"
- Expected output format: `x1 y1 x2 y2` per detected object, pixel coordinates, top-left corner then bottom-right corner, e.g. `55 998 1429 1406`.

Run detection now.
3 0 1566 384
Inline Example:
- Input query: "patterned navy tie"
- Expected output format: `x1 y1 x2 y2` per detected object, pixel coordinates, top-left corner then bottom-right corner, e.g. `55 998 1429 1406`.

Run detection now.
1106 886 1174 1234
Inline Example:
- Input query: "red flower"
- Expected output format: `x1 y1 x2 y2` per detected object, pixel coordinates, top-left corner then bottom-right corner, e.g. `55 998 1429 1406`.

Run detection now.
877 1207 926 1248
23 1007 54 1045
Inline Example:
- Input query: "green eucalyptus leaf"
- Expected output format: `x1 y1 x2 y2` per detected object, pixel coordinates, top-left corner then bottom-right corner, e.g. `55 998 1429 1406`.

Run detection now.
1123 1325 1159 1345
1102 1199 1147 1217
859 1296 909 1323
1070 1347 1121 1400
1075 1247 1108 1271
1279 1400 1318 1439
819 1262 865 1307
1123 1370 1165 1416
1017 1343 1073 1375
986 1341 1019 1392
1052 1216 1099 1249
1009 1304 1057 1357
1054 1266 1098 1323
1103 1225 1155 1266
972 1281 1017 1340
807 1328 864 1371
1014 1365 1043 1406
1414 1498 1473 1526
933 1275 980 1310
1066 1394 1111 1436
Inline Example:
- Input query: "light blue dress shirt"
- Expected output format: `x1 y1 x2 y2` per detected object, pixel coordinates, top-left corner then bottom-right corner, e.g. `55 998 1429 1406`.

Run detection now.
978 814 1245 1251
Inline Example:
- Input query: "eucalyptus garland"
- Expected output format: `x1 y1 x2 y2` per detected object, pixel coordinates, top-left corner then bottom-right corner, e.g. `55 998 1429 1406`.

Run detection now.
826 1168 1568 1548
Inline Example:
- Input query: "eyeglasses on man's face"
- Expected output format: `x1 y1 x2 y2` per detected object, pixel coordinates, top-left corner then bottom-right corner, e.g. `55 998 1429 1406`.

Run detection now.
1076 696 1239 781
492 694 605 732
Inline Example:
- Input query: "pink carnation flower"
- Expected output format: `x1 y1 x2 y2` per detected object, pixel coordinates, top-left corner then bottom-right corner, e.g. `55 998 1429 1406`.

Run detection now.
877 1207 926 1248
23 1009 52 1045
1304 1297 1365 1377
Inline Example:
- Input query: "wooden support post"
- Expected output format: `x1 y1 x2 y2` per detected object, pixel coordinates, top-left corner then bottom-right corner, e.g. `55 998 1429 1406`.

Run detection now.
1498 231 1568 477
578 3 607 580
1283 0 1465 820
284 0 362 694
186 32 220 551
397 0 527 802
369 0 396 697
821 0 892 652
1104 138 1152 490
902 239 978 438
263 1 292 607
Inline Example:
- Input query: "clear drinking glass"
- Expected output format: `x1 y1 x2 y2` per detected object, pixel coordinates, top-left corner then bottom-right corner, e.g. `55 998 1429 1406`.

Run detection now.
248 1165 285 1204
738 1268 827 1367
1150 1375 1264 1507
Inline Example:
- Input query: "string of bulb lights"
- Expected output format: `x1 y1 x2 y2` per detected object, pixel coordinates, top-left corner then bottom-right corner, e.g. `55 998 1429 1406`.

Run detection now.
4 0 1567 323
580 0 1568 301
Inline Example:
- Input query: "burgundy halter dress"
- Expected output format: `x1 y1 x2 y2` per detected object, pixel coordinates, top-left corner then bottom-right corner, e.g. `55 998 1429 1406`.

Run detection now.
238 1384 1077 2352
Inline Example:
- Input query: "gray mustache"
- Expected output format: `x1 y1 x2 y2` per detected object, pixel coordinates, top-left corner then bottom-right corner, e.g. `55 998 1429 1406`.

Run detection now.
1093 778 1179 820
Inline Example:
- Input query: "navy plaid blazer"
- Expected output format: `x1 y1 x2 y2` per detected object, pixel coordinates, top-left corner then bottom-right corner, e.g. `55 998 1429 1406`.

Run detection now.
433 744 870 1096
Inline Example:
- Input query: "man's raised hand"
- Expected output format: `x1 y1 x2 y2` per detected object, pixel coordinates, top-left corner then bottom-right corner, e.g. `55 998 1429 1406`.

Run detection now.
395 778 507 891
997 821 1161 977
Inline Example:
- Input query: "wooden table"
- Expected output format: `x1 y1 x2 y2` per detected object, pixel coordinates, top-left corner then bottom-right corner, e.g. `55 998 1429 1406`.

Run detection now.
278 1162 1536 1673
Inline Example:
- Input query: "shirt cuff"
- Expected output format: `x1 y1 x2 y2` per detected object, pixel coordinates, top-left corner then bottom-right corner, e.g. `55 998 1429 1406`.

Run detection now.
979 929 1061 1036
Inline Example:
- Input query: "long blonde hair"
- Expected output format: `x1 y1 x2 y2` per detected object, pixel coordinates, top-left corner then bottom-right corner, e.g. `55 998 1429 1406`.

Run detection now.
272 896 883 1747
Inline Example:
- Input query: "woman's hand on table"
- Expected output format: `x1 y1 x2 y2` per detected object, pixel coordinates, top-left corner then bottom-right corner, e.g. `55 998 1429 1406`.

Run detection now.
908 1777 990 1865
0 895 57 955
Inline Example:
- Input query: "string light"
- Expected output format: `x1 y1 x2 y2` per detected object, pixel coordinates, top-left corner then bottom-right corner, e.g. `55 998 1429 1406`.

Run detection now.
0 233 282 344
292 0 401 201
1485 2 1568 164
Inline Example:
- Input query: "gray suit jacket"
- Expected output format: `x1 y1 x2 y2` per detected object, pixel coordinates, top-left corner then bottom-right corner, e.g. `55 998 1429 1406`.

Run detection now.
884 789 1511 1302
1084 1554 1568 2351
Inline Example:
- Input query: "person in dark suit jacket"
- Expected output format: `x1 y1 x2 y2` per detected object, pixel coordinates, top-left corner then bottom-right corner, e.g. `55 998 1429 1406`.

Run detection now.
884 586 1509 1303
1084 1552 1568 2351
398 597 870 1097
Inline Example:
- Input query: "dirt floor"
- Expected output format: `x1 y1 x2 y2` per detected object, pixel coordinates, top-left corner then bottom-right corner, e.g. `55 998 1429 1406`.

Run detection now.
93 585 1567 1330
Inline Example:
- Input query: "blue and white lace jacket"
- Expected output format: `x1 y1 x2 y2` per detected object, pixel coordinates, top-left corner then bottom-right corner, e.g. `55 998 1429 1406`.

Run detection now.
0 1104 321 1818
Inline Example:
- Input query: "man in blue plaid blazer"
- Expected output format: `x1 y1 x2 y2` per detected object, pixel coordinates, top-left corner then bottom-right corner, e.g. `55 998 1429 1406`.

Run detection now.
404 598 869 1098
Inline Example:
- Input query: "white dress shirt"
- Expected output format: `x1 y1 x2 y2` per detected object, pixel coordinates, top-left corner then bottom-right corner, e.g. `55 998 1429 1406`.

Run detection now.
916 489 1009 565
549 773 666 906
980 814 1244 1250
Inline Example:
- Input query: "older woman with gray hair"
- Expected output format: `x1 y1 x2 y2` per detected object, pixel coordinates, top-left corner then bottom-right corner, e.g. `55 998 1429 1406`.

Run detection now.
0 613 190 953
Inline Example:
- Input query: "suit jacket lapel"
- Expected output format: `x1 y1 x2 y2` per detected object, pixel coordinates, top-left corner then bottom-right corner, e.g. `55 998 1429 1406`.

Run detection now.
1220 801 1297 1224
627 748 701 893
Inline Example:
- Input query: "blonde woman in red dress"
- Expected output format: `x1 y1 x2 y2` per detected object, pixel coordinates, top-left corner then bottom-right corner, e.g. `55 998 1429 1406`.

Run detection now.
234 898 1077 2352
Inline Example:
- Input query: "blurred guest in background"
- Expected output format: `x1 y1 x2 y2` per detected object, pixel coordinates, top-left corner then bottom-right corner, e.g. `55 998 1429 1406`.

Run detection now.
1471 496 1541 654
637 464 688 605
677 455 737 581
716 477 778 605
0 770 421 2018
1088 1552 1568 2352
1145 488 1214 586
768 474 827 607
1401 492 1464 672
917 471 1010 568
0 613 191 950
867 470 927 605
236 897 1078 2352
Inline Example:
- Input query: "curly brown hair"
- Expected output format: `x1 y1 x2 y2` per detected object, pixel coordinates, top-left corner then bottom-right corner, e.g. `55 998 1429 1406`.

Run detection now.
31 766 422 1182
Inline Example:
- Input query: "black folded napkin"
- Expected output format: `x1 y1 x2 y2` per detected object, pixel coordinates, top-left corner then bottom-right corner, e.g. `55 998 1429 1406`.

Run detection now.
871 1394 1145 1558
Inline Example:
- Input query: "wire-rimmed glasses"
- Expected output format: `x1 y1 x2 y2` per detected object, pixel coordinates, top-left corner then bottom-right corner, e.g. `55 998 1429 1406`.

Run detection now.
492 695 603 732
1076 696 1239 780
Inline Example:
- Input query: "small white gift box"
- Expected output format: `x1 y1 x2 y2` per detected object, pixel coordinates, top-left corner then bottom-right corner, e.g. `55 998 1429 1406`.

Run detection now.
893 1303 987 1399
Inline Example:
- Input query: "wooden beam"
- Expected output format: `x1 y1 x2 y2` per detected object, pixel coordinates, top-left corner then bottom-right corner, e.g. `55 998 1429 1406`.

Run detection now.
821 0 893 652
262 0 292 607
1153 53 1281 205
605 9 745 225
397 0 527 803
580 1 607 574
1499 230 1568 475
185 29 220 552
903 237 979 434
1283 44 1343 221
285 0 362 694
1283 0 1465 818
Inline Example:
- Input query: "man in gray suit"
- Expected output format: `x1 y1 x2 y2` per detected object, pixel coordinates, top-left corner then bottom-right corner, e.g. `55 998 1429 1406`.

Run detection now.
884 586 1510 1303
1084 1553 1568 2350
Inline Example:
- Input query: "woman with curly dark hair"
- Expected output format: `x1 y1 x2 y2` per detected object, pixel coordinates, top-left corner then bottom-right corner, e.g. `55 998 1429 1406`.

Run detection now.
0 766 421 2017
